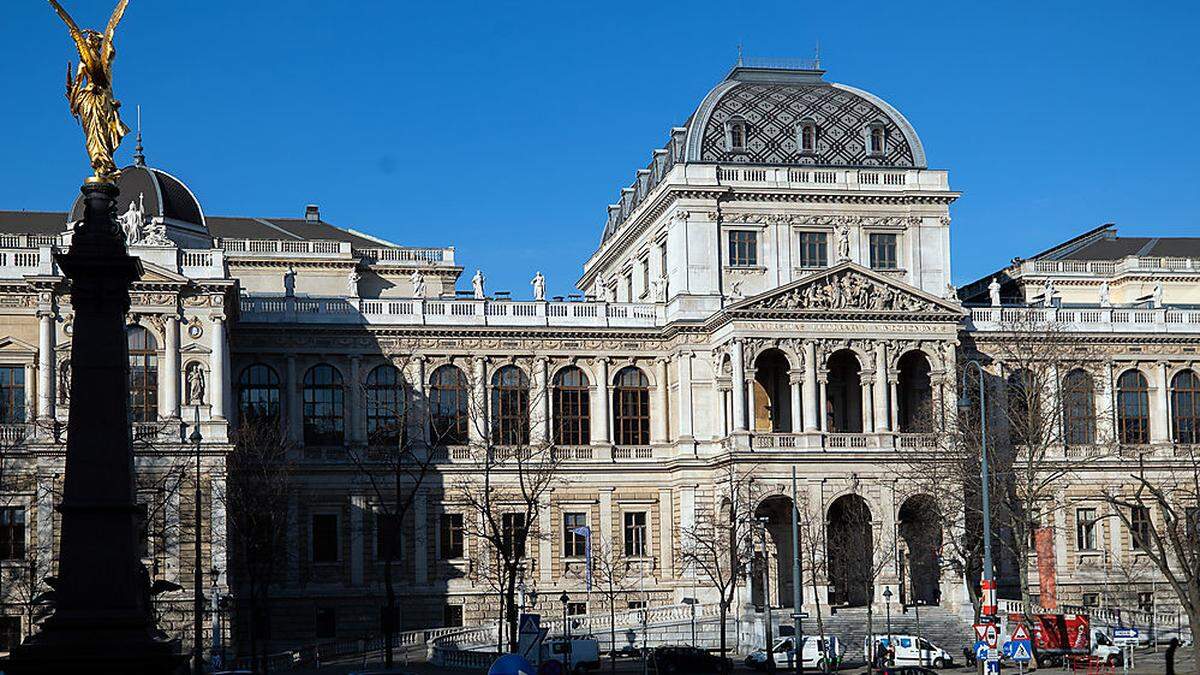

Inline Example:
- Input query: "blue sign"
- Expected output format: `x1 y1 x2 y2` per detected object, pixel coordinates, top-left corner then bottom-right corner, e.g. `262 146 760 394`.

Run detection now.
488 653 536 675
985 660 1001 674
1009 640 1033 663
974 641 989 661
1113 627 1139 639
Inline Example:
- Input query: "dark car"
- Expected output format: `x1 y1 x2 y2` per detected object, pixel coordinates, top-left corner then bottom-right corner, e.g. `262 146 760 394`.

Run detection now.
651 645 732 673
609 644 647 659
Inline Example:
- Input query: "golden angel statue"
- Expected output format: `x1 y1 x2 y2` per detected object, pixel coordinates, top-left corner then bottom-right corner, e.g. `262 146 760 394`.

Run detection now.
48 0 131 182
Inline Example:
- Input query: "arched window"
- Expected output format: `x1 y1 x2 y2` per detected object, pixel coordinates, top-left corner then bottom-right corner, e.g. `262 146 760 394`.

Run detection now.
127 326 158 423
1171 369 1200 444
1116 370 1150 445
868 123 887 155
798 120 817 153
302 364 344 445
238 364 280 422
429 365 468 445
491 366 530 445
1062 369 1096 446
1007 370 1039 446
366 364 406 446
553 367 591 446
612 367 650 445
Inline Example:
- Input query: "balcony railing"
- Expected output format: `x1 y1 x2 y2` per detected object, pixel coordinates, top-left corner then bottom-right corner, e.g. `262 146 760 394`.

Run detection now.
1023 256 1200 278
241 295 665 328
967 306 1200 333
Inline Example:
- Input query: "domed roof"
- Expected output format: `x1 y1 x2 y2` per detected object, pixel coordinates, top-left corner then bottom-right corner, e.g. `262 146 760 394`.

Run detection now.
683 65 926 168
68 163 206 230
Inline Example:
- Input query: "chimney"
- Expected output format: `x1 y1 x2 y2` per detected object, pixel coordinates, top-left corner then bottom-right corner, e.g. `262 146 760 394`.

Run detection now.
304 204 320 222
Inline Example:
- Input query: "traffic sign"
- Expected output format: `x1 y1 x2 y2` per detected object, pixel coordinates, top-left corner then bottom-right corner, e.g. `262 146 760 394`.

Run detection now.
974 641 989 661
1113 627 1140 646
974 624 989 642
791 611 810 620
1011 624 1031 643
1011 641 1033 663
985 624 999 649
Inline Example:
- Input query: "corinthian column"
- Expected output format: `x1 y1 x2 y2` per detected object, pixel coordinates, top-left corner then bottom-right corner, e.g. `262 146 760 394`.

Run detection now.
874 342 889 432
532 356 549 444
210 315 228 420
803 341 818 432
652 358 669 444
677 353 694 440
162 314 179 419
731 340 747 432
594 357 610 444
37 310 55 421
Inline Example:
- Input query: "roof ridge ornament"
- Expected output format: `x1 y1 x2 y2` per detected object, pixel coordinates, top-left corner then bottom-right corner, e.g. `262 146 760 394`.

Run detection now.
133 103 145 166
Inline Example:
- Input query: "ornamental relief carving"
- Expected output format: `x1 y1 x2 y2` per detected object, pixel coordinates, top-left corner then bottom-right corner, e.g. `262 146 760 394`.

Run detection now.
723 213 923 228
129 292 175 307
758 269 935 313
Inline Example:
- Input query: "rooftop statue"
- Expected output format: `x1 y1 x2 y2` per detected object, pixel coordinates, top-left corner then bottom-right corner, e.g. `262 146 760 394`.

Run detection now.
48 0 131 182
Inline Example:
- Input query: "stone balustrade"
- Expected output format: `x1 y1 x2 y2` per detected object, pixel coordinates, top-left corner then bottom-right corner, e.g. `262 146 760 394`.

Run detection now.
967 306 1200 333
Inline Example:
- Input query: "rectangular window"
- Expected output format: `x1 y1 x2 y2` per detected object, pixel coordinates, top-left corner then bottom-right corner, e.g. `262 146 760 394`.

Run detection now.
0 508 25 560
797 232 828 268
627 600 647 610
315 607 337 639
1131 506 1151 551
563 512 587 558
440 513 464 559
624 511 647 557
640 259 650 298
1075 508 1097 551
869 233 898 270
1081 592 1099 608
502 512 527 558
659 243 668 279
567 602 587 617
623 272 633 301
0 366 25 424
1138 591 1154 612
0 617 20 652
728 231 758 267
376 512 401 562
311 513 338 563
443 604 464 628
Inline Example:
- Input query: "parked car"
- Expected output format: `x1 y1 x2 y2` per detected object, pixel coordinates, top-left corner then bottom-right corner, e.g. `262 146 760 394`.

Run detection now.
868 668 939 675
862 634 953 669
746 635 844 671
651 645 732 673
542 635 601 674
609 644 648 659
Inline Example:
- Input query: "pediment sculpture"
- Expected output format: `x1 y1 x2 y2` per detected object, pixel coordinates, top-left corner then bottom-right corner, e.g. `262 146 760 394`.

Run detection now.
757 269 936 313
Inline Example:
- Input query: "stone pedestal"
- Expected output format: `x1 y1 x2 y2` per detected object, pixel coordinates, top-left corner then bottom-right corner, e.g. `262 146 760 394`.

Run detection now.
4 182 181 674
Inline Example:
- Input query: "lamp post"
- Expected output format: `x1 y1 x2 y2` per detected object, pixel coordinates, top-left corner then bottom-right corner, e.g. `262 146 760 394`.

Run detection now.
560 591 572 669
958 360 996 623
208 567 222 670
883 587 893 667
758 516 776 674
190 410 204 675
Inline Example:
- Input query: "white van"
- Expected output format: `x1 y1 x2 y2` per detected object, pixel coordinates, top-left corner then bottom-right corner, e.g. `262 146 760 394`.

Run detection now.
863 634 953 669
541 636 601 673
746 635 843 671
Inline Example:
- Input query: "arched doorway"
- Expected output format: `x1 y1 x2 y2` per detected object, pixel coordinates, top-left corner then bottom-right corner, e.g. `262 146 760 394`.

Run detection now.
753 350 793 432
898 495 942 606
827 350 862 432
897 351 933 432
826 494 873 607
751 496 796 609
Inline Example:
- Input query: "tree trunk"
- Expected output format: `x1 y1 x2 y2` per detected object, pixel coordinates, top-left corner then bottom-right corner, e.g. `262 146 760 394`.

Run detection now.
719 602 729 664
384 556 396 667
867 600 875 675
505 567 519 653
1189 612 1200 675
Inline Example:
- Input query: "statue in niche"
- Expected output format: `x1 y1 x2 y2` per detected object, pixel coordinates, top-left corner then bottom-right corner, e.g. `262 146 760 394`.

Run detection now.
410 269 426 298
531 271 545 301
651 277 667 302
1098 281 1110 308
187 363 205 405
58 359 72 404
835 223 851 261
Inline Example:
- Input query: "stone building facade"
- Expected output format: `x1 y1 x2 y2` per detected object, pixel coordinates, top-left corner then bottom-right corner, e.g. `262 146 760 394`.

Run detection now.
0 62 1195 656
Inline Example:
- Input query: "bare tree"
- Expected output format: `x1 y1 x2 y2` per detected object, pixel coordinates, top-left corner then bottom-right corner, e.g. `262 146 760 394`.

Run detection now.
345 356 437 668
793 490 830 644
678 464 760 664
584 539 641 673
451 358 561 653
1101 451 1200 672
220 415 293 674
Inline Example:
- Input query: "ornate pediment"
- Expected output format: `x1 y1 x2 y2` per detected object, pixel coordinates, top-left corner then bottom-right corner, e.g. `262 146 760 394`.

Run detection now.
729 263 962 318
0 336 37 358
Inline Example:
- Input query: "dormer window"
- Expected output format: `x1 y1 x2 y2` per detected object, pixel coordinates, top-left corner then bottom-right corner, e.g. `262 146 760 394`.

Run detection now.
725 119 748 152
867 122 887 156
798 119 817 154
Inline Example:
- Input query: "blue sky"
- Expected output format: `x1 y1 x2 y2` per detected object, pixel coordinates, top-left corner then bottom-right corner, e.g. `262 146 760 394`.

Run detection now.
4 1 1198 296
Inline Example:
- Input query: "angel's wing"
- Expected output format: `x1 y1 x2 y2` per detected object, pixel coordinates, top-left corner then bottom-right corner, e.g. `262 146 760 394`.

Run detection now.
47 0 84 47
102 0 129 52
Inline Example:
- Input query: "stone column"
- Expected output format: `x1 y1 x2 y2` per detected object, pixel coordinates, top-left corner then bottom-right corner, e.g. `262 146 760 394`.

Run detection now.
818 374 829 432
538 499 553 584
789 370 803 433
652 358 669 444
861 373 875 434
286 355 301 444
731 340 747 432
414 491 428 585
874 343 890 432
350 495 365 587
658 488 674 578
594 357 610 444
210 315 228 420
36 311 54 421
599 487 614 550
23 363 36 423
1097 360 1115 442
677 353 693 440
1151 361 1171 443
408 355 428 445
470 357 488 444
889 377 900 432
532 357 549 444
803 342 818 432
162 314 180 419
679 484 696 578
349 356 363 444
210 472 226 587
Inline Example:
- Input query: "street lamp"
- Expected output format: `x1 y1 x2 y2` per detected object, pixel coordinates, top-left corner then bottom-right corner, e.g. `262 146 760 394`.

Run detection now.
958 359 996 623
560 591 573 671
883 587 893 667
190 409 204 675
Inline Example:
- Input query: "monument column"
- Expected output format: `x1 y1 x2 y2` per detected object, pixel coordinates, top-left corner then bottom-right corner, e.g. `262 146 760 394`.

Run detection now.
36 310 55 421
